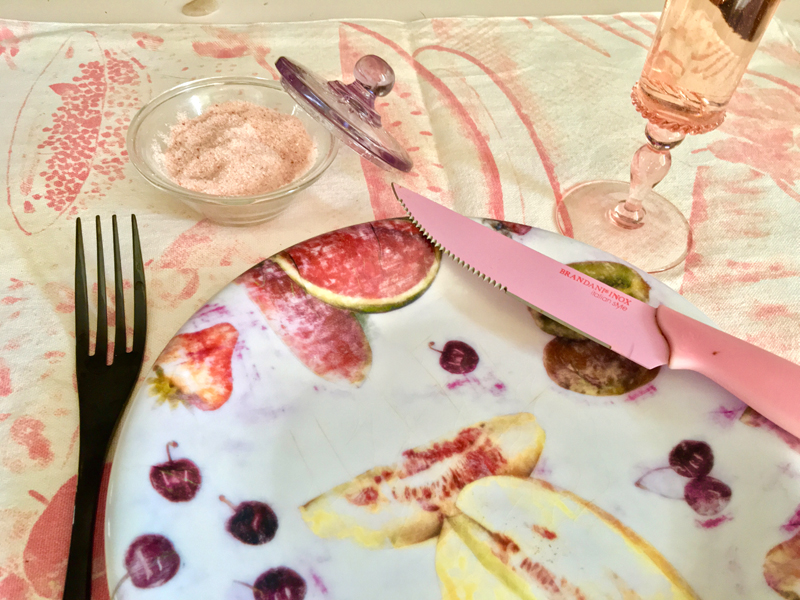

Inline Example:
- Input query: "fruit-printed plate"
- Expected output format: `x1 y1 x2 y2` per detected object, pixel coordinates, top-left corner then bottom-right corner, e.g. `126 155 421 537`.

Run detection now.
105 218 800 600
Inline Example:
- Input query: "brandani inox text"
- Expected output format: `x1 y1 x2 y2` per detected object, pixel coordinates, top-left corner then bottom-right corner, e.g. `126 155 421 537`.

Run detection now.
559 268 632 311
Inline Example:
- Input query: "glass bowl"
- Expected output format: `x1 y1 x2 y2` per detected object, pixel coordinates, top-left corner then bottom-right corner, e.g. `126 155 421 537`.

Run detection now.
127 77 338 226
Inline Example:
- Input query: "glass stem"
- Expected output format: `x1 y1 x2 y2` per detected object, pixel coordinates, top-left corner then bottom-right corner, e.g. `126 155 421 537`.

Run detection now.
609 123 685 229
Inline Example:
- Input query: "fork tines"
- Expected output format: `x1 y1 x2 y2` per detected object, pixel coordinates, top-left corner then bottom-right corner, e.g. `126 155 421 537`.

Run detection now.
75 215 146 362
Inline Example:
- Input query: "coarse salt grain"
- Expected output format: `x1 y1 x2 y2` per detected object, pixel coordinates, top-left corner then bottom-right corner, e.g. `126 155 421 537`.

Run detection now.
163 100 316 197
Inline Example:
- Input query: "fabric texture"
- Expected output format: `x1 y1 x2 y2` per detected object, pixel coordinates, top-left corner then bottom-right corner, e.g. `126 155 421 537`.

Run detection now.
0 14 799 599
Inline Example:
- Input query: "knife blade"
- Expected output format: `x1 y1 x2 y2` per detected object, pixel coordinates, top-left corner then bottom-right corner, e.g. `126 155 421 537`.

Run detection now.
394 184 800 438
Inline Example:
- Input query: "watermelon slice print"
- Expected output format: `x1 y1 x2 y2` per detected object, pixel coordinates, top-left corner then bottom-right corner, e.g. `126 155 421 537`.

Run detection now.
23 464 112 599
237 260 372 386
7 32 104 233
23 476 77 598
149 322 239 411
272 219 441 313
7 32 150 234
765 529 800 598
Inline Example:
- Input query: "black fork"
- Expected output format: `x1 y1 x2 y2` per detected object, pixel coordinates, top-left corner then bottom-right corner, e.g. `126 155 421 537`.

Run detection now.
64 215 147 599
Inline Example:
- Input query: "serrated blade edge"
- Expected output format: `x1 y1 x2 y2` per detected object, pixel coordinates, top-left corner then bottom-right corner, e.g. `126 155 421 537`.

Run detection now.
393 184 671 370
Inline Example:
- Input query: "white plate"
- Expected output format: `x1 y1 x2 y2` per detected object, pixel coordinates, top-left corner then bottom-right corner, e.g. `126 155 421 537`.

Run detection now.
106 219 800 600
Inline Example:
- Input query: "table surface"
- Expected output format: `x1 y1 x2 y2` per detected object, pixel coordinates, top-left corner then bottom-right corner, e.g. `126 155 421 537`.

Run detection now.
3 0 800 23
1 4 800 600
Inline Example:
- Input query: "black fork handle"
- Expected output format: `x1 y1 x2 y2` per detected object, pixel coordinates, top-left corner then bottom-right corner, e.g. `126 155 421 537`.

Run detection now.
62 434 111 599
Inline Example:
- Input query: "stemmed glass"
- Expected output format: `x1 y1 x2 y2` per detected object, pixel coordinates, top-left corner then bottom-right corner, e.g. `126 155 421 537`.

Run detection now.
556 0 782 273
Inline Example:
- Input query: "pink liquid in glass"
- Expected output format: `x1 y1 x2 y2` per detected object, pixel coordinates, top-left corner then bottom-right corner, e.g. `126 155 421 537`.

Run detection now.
633 0 781 134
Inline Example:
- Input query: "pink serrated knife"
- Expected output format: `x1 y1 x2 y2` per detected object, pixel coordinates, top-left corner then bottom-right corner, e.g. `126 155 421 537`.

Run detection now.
393 184 800 438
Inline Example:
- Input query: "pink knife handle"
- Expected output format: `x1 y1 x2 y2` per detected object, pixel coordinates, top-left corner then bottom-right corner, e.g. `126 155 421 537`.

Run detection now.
656 305 800 438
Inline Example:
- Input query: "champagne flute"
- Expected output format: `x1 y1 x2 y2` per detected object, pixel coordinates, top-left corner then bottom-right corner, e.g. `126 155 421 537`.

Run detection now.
556 0 782 273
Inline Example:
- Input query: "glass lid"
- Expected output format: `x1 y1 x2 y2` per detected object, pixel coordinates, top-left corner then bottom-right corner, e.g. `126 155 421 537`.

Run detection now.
276 55 413 173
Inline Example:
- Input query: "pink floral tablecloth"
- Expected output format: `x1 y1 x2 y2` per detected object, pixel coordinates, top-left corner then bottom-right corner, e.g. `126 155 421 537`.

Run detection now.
1 13 799 599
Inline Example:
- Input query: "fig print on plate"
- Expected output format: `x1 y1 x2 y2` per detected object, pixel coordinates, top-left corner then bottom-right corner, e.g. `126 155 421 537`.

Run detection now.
106 218 800 600
299 413 545 549
437 477 699 600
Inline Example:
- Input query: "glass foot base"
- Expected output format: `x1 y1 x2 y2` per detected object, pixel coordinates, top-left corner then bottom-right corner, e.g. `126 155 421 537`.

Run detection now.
555 181 691 273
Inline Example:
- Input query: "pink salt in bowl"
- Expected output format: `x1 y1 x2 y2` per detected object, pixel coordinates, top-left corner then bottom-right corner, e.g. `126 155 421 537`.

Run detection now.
127 76 338 226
